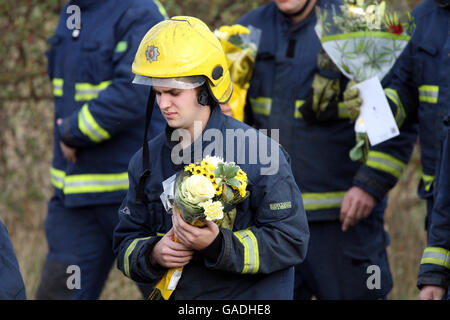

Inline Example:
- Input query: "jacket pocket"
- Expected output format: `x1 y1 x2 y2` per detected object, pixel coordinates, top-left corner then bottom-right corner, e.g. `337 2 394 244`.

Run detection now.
80 40 113 84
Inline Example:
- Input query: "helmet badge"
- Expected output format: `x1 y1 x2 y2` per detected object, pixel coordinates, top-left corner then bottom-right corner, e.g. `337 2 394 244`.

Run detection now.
146 45 159 63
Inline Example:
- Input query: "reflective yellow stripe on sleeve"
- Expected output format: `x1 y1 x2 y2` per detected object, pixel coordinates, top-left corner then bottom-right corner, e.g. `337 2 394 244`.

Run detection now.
64 172 128 194
384 88 406 127
124 236 152 277
366 151 406 179
422 173 435 192
250 97 272 116
302 191 347 211
50 168 129 194
53 78 63 97
294 100 304 118
75 80 111 101
50 167 66 189
114 41 128 53
419 85 439 104
421 247 450 269
153 0 169 19
234 229 259 274
78 103 111 143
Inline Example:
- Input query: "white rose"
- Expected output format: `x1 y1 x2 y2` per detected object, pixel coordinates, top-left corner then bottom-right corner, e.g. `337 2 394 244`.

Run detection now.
181 175 216 204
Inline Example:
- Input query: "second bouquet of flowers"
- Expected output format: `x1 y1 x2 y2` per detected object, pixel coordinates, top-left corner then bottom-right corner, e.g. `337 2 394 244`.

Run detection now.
315 0 415 161
150 155 249 300
215 24 261 122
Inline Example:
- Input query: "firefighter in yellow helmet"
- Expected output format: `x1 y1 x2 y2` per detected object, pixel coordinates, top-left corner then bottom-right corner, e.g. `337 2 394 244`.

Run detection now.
113 16 309 300
132 16 233 105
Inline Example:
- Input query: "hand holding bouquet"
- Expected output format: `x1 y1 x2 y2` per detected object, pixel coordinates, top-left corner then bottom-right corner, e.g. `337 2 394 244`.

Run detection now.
150 156 249 300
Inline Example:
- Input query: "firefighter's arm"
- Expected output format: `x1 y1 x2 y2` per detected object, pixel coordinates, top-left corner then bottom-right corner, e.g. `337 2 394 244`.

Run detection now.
352 112 418 202
58 5 165 148
417 125 450 294
347 71 418 228
113 150 167 284
352 41 419 202
202 150 310 275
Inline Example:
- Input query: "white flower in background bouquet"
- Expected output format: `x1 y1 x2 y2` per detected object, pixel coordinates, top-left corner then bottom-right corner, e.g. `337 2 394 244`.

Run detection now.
315 0 415 161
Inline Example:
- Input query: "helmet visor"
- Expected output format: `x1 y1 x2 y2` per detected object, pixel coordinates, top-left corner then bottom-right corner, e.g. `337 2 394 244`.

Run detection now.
132 75 206 89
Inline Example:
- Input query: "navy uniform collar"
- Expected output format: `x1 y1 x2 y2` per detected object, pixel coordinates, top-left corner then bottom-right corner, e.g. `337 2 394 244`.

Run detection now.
275 2 318 34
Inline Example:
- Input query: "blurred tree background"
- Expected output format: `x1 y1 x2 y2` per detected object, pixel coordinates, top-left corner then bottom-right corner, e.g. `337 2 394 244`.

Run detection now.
0 0 426 299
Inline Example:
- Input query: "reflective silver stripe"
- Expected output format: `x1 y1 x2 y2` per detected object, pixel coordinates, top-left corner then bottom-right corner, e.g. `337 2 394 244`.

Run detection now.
63 172 129 194
418 85 439 103
303 197 343 207
64 178 128 188
75 81 111 101
302 192 346 211
384 88 406 127
421 247 450 269
370 156 403 172
51 175 65 187
366 151 405 179
53 78 63 96
250 97 272 116
77 89 104 95
419 90 439 99
50 167 65 189
124 236 152 277
79 111 105 141
422 251 449 262
78 104 110 143
234 230 259 274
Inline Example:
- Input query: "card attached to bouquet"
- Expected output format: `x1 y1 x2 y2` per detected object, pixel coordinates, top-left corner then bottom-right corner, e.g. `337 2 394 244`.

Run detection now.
353 77 399 146
160 174 177 214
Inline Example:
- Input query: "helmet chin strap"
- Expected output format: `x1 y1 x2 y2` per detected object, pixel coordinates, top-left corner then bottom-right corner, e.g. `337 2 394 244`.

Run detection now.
136 88 155 204
283 0 311 18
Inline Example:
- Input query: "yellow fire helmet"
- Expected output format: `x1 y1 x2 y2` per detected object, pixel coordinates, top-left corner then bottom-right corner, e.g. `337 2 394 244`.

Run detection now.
132 16 233 104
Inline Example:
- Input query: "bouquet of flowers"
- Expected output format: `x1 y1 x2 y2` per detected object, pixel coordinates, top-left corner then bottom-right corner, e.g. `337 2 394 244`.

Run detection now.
215 24 261 122
150 155 249 300
315 0 415 161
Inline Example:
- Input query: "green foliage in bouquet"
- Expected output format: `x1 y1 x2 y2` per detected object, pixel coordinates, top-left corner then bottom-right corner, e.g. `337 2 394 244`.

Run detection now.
173 156 249 229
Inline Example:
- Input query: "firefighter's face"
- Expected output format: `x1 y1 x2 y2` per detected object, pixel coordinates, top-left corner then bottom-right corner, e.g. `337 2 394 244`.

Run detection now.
154 86 208 131
274 0 309 15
